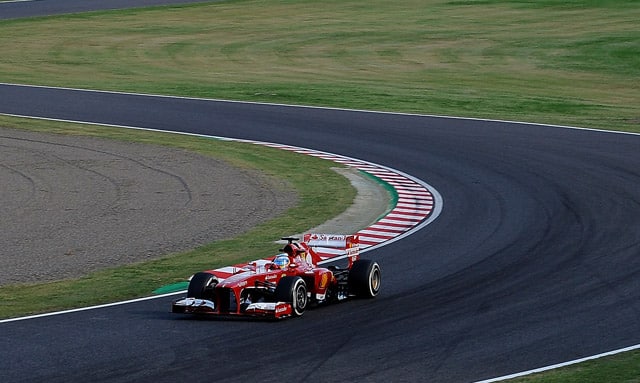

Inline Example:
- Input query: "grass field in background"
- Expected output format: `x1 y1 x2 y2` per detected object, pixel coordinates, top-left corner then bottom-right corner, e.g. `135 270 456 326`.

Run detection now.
1 0 639 381
0 0 638 132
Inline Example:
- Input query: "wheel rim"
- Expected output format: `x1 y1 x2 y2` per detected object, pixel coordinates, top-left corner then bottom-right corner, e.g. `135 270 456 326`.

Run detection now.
294 283 307 313
370 266 381 294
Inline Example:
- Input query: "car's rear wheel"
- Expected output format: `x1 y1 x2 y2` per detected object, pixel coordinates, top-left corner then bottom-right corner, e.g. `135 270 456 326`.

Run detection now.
275 276 307 316
349 259 381 298
187 272 218 300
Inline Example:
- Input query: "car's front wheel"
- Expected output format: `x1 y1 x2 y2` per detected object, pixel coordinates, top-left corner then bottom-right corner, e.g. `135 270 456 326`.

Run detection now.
187 272 218 300
275 276 308 316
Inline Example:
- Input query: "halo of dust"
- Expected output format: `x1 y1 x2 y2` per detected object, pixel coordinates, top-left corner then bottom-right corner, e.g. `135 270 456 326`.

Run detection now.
0 128 391 286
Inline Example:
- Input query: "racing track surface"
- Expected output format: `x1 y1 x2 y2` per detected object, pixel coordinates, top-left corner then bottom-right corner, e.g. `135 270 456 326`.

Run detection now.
3 86 640 383
2 3 640 383
0 0 218 20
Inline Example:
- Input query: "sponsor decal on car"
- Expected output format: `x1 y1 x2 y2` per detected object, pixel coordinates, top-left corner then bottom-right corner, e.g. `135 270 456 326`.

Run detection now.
320 273 329 288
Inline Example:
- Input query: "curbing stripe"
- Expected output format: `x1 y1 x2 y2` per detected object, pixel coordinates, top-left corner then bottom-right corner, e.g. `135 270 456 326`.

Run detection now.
198 138 438 280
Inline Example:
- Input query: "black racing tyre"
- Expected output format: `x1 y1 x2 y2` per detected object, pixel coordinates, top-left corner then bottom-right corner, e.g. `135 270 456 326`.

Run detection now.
274 276 308 316
187 272 217 300
349 259 381 298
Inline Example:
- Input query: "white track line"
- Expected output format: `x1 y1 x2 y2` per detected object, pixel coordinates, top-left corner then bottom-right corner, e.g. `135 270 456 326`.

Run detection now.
1 81 638 137
473 344 640 382
0 291 184 324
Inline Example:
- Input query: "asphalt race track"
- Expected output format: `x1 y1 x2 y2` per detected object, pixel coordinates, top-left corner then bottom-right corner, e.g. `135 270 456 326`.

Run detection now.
0 0 217 20
2 2 640 383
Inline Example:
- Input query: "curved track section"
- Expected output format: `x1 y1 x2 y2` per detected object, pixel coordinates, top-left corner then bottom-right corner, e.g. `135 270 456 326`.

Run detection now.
230 138 440 248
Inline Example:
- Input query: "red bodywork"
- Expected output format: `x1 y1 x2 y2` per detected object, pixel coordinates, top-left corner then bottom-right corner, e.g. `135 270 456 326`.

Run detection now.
172 234 367 319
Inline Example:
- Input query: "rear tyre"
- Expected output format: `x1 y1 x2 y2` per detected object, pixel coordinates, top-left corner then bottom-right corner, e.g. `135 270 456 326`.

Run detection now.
187 272 217 300
275 276 307 316
349 260 381 298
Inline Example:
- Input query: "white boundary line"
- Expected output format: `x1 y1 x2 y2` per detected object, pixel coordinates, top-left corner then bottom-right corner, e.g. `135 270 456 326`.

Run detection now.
1 84 639 381
473 344 640 382
0 291 185 324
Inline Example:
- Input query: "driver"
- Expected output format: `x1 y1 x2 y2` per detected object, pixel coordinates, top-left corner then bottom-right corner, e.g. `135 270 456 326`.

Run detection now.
273 253 290 269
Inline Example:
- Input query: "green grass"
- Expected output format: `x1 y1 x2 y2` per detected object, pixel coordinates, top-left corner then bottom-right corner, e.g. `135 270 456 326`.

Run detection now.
0 115 355 318
1 0 639 381
0 0 638 132
508 349 640 383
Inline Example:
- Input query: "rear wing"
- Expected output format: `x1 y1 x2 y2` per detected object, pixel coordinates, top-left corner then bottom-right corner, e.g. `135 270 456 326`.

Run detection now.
302 233 360 267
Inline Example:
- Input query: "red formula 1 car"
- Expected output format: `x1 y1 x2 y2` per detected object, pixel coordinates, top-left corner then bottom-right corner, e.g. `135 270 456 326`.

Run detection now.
171 234 381 319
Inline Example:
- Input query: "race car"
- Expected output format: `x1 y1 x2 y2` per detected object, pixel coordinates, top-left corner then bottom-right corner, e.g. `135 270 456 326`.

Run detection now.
171 233 381 319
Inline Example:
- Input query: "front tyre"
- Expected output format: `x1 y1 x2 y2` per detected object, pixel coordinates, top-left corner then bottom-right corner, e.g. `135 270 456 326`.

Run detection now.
349 260 381 298
275 276 308 316
187 272 218 300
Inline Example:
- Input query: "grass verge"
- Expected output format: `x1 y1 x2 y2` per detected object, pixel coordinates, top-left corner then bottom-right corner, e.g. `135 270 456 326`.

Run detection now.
507 349 640 383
